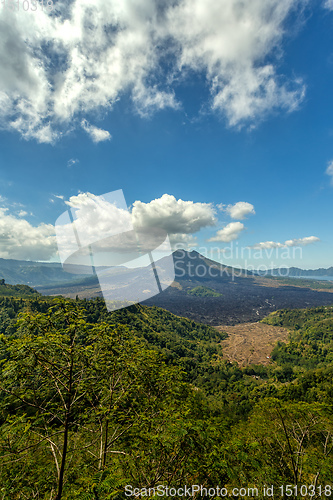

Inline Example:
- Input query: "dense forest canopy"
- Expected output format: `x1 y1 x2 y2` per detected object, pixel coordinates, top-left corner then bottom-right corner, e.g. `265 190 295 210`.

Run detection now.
0 294 332 498
0 280 40 297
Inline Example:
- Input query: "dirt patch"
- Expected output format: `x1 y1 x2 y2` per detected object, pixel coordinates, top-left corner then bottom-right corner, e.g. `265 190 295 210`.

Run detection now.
215 322 289 366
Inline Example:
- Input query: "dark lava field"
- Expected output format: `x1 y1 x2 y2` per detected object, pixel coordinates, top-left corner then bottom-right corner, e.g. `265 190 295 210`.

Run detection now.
143 275 333 325
38 250 333 326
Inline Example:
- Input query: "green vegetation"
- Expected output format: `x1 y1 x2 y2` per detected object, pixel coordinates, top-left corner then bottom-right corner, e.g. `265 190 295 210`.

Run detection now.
0 279 40 297
263 274 333 289
263 305 333 372
187 285 222 297
0 293 332 498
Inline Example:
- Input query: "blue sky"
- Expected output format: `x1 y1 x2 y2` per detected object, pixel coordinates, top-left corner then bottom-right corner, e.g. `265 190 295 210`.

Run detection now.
0 0 333 269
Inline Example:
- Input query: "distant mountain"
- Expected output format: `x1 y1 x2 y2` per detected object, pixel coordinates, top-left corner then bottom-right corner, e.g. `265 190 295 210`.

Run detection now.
2 252 333 326
143 251 333 324
157 249 246 280
256 266 333 277
0 251 242 290
0 258 95 287
168 252 333 279
1 253 333 290
33 250 333 326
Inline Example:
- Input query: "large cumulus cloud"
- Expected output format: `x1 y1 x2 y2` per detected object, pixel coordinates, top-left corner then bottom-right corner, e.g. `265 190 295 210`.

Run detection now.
0 0 307 142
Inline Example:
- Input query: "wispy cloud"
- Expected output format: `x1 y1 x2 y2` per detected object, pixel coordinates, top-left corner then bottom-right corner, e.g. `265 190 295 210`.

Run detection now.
81 120 111 143
67 158 80 168
50 195 65 203
326 160 333 184
250 236 320 249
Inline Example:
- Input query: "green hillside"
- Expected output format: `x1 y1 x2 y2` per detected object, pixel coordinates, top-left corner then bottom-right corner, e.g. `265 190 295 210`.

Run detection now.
0 295 332 498
0 296 226 388
263 305 333 371
0 279 40 297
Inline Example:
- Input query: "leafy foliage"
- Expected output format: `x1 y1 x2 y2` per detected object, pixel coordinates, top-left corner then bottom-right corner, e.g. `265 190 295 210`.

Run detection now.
0 296 332 498
0 280 40 297
263 306 333 372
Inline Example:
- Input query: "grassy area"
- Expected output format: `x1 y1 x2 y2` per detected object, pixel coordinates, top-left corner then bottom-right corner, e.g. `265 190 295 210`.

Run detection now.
187 285 223 297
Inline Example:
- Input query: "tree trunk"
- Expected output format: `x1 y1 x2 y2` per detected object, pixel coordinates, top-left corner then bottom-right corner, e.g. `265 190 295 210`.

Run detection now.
55 347 74 500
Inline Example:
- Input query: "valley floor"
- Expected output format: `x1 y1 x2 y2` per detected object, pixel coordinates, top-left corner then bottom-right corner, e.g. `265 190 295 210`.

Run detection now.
215 322 289 366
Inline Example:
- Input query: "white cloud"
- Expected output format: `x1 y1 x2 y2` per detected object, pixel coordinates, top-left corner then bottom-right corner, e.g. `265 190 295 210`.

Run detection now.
0 192 216 261
56 192 217 259
285 236 320 246
0 0 306 142
225 201 255 220
56 192 215 261
167 0 306 126
132 194 216 234
56 192 133 261
324 0 333 10
81 120 111 143
251 241 285 249
1 190 320 262
67 158 79 168
65 192 132 235
0 208 56 260
208 222 245 242
50 194 65 203
250 236 320 249
168 233 198 249
326 160 333 184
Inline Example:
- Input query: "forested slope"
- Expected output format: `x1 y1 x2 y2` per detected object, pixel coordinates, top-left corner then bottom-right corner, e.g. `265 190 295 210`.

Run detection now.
0 296 332 498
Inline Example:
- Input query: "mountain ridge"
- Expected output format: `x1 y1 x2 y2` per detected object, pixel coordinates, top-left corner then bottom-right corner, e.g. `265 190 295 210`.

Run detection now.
1 252 333 288
258 266 333 277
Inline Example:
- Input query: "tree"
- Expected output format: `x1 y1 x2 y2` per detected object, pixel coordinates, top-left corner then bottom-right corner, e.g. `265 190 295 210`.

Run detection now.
0 300 93 498
0 298 208 499
227 398 333 497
